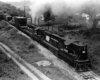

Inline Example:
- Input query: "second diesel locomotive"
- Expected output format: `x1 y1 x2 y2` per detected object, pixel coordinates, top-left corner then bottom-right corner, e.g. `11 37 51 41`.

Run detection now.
10 16 91 71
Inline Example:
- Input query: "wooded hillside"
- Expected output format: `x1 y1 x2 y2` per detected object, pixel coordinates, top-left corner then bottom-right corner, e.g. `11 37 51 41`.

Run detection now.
0 1 31 17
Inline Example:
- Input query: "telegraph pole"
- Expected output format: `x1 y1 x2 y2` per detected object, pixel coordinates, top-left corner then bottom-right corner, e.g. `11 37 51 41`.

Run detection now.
24 0 27 17
24 6 26 17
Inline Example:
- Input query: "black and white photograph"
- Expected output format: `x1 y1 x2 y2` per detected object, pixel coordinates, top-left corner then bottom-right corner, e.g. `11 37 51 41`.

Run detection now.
0 0 100 80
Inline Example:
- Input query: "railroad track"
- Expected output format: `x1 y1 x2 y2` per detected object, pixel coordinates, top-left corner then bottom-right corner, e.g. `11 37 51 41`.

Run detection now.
79 71 100 80
0 42 51 80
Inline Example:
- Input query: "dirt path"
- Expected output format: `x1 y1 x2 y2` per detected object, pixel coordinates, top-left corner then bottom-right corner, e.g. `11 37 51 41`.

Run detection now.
0 50 32 80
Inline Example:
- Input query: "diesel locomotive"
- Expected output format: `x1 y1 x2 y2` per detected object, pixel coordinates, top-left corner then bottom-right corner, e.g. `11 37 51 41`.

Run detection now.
10 16 91 71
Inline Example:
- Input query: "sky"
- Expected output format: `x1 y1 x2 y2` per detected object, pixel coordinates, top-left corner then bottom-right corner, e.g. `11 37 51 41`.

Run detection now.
1 0 100 21
0 0 24 2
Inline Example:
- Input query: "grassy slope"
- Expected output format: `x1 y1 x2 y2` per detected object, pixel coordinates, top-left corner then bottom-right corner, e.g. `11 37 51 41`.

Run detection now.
0 20 31 80
0 20 73 80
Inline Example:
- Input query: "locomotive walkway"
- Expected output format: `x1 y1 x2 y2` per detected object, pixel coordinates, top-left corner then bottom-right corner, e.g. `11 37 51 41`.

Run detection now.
0 42 51 80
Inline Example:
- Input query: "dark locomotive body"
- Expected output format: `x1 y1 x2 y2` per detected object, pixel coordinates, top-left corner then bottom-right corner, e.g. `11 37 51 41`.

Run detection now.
10 17 91 71
0 13 12 21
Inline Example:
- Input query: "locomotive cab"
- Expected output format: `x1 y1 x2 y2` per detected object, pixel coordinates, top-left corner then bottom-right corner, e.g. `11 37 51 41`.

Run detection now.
76 45 88 60
66 41 91 71
69 41 88 60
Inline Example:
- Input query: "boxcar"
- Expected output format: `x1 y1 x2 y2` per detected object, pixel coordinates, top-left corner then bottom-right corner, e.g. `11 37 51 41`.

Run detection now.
15 17 27 29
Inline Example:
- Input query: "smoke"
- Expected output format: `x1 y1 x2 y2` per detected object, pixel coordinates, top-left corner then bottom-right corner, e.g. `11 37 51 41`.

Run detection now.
29 0 100 22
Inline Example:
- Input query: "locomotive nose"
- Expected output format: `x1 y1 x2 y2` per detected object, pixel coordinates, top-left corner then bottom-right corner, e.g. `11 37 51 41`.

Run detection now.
75 60 91 72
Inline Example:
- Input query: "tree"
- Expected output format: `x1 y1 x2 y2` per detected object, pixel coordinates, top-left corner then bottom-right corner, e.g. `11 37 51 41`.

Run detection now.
0 1 31 17
43 8 55 30
44 10 51 22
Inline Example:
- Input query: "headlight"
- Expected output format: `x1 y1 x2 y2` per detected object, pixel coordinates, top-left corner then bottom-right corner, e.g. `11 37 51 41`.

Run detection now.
82 51 85 53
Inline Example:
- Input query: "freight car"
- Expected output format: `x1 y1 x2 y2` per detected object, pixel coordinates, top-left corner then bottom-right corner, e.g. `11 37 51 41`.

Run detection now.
12 17 91 71
4 14 12 21
14 17 27 29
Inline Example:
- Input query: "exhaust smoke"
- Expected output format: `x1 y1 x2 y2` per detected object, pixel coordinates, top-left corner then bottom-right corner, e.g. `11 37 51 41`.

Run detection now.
29 0 100 24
